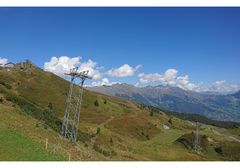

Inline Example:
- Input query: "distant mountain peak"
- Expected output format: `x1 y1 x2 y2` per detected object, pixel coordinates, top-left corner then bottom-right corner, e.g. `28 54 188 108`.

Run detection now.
86 82 240 122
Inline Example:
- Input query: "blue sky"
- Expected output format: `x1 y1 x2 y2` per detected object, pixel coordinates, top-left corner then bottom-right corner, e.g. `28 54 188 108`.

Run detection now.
0 7 240 93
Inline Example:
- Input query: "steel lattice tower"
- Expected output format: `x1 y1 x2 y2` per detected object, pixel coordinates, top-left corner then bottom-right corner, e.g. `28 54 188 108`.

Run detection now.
194 122 201 152
61 67 92 142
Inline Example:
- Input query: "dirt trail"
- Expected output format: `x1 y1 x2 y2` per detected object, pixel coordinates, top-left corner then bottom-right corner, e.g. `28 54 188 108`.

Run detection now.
101 116 114 127
89 116 115 148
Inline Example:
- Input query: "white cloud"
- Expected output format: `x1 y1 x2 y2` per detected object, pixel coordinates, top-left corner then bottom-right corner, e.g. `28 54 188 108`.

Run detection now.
138 73 161 84
43 57 240 94
138 69 201 91
138 69 240 94
44 56 80 76
78 59 102 80
0 57 8 66
175 75 200 91
205 80 240 94
138 69 179 85
107 64 142 77
91 78 119 87
44 56 102 80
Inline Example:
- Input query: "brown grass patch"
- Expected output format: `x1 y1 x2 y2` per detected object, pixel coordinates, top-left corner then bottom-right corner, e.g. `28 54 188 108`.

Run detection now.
105 115 161 141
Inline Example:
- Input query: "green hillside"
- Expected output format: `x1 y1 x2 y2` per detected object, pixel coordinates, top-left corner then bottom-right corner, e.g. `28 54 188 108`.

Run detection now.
0 61 240 161
0 129 63 161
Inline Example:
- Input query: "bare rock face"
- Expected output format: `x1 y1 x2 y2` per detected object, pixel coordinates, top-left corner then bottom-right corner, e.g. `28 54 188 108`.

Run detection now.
163 124 170 130
207 137 214 142
14 60 37 75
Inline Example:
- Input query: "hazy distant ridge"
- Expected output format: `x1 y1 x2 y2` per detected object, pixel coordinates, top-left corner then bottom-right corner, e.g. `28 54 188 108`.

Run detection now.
87 84 240 122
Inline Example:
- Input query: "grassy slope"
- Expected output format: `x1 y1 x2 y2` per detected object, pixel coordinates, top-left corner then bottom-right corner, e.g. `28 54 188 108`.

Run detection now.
0 104 64 161
0 129 63 161
0 103 106 161
0 63 240 161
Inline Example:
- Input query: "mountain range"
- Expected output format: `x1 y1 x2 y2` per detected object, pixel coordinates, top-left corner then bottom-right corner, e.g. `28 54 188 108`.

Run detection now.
87 84 240 122
1 61 240 161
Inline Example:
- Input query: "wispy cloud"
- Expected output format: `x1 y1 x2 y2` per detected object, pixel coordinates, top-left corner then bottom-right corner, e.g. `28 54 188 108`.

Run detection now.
91 78 119 87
